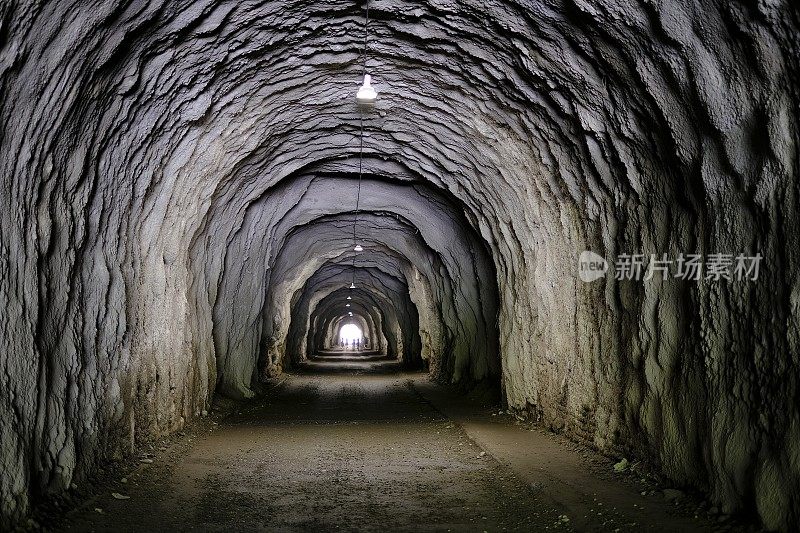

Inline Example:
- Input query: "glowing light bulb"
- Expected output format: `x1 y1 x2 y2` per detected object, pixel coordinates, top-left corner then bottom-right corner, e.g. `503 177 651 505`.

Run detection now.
356 74 377 103
349 282 356 289
348 312 353 316
346 304 351 307
347 296 352 300
354 244 363 252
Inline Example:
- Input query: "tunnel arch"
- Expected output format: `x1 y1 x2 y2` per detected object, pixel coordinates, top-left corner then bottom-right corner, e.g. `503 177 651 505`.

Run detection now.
286 261 425 369
210 172 501 396
1 1 798 530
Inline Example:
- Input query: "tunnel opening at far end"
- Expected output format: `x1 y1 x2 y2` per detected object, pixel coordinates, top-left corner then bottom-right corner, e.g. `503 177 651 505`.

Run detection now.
338 323 364 346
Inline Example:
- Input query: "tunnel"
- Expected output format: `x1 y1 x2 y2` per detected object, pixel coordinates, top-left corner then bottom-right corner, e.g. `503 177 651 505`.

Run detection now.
0 1 798 531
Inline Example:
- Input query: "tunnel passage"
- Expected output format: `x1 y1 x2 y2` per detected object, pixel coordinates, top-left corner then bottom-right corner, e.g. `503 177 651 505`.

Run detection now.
286 261 423 370
1 1 799 531
227 175 500 391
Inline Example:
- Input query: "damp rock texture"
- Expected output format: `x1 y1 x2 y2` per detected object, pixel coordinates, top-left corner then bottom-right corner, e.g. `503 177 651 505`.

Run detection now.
0 0 798 530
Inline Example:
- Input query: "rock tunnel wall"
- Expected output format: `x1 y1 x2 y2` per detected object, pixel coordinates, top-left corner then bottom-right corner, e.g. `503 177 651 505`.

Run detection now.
1 0 799 530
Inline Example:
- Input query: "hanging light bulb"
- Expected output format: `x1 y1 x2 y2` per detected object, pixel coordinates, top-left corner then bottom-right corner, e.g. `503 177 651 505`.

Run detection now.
347 295 352 300
354 244 363 252
346 303 351 307
348 311 354 316
356 74 377 103
349 282 356 289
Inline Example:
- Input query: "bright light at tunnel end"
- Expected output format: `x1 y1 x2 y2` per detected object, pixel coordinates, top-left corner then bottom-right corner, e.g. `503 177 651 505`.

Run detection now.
340 323 363 342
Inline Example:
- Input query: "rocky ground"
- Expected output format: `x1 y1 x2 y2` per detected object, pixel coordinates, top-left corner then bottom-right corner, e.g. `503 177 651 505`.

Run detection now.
35 355 762 532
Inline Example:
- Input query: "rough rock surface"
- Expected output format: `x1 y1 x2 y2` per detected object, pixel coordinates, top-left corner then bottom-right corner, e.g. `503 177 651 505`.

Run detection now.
0 0 798 530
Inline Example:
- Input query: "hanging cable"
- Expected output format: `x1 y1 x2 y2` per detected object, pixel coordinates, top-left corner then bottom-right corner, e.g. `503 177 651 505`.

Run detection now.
362 0 370 74
350 113 364 285
350 0 371 287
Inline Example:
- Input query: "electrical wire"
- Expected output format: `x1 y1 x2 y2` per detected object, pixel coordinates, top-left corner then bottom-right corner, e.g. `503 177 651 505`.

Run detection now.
351 0 370 286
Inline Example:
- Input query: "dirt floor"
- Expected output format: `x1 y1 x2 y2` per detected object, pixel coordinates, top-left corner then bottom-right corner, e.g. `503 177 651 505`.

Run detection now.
49 353 759 532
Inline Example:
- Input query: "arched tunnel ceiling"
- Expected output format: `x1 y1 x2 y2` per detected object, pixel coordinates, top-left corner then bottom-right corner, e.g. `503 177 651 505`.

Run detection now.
1 1 798 531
